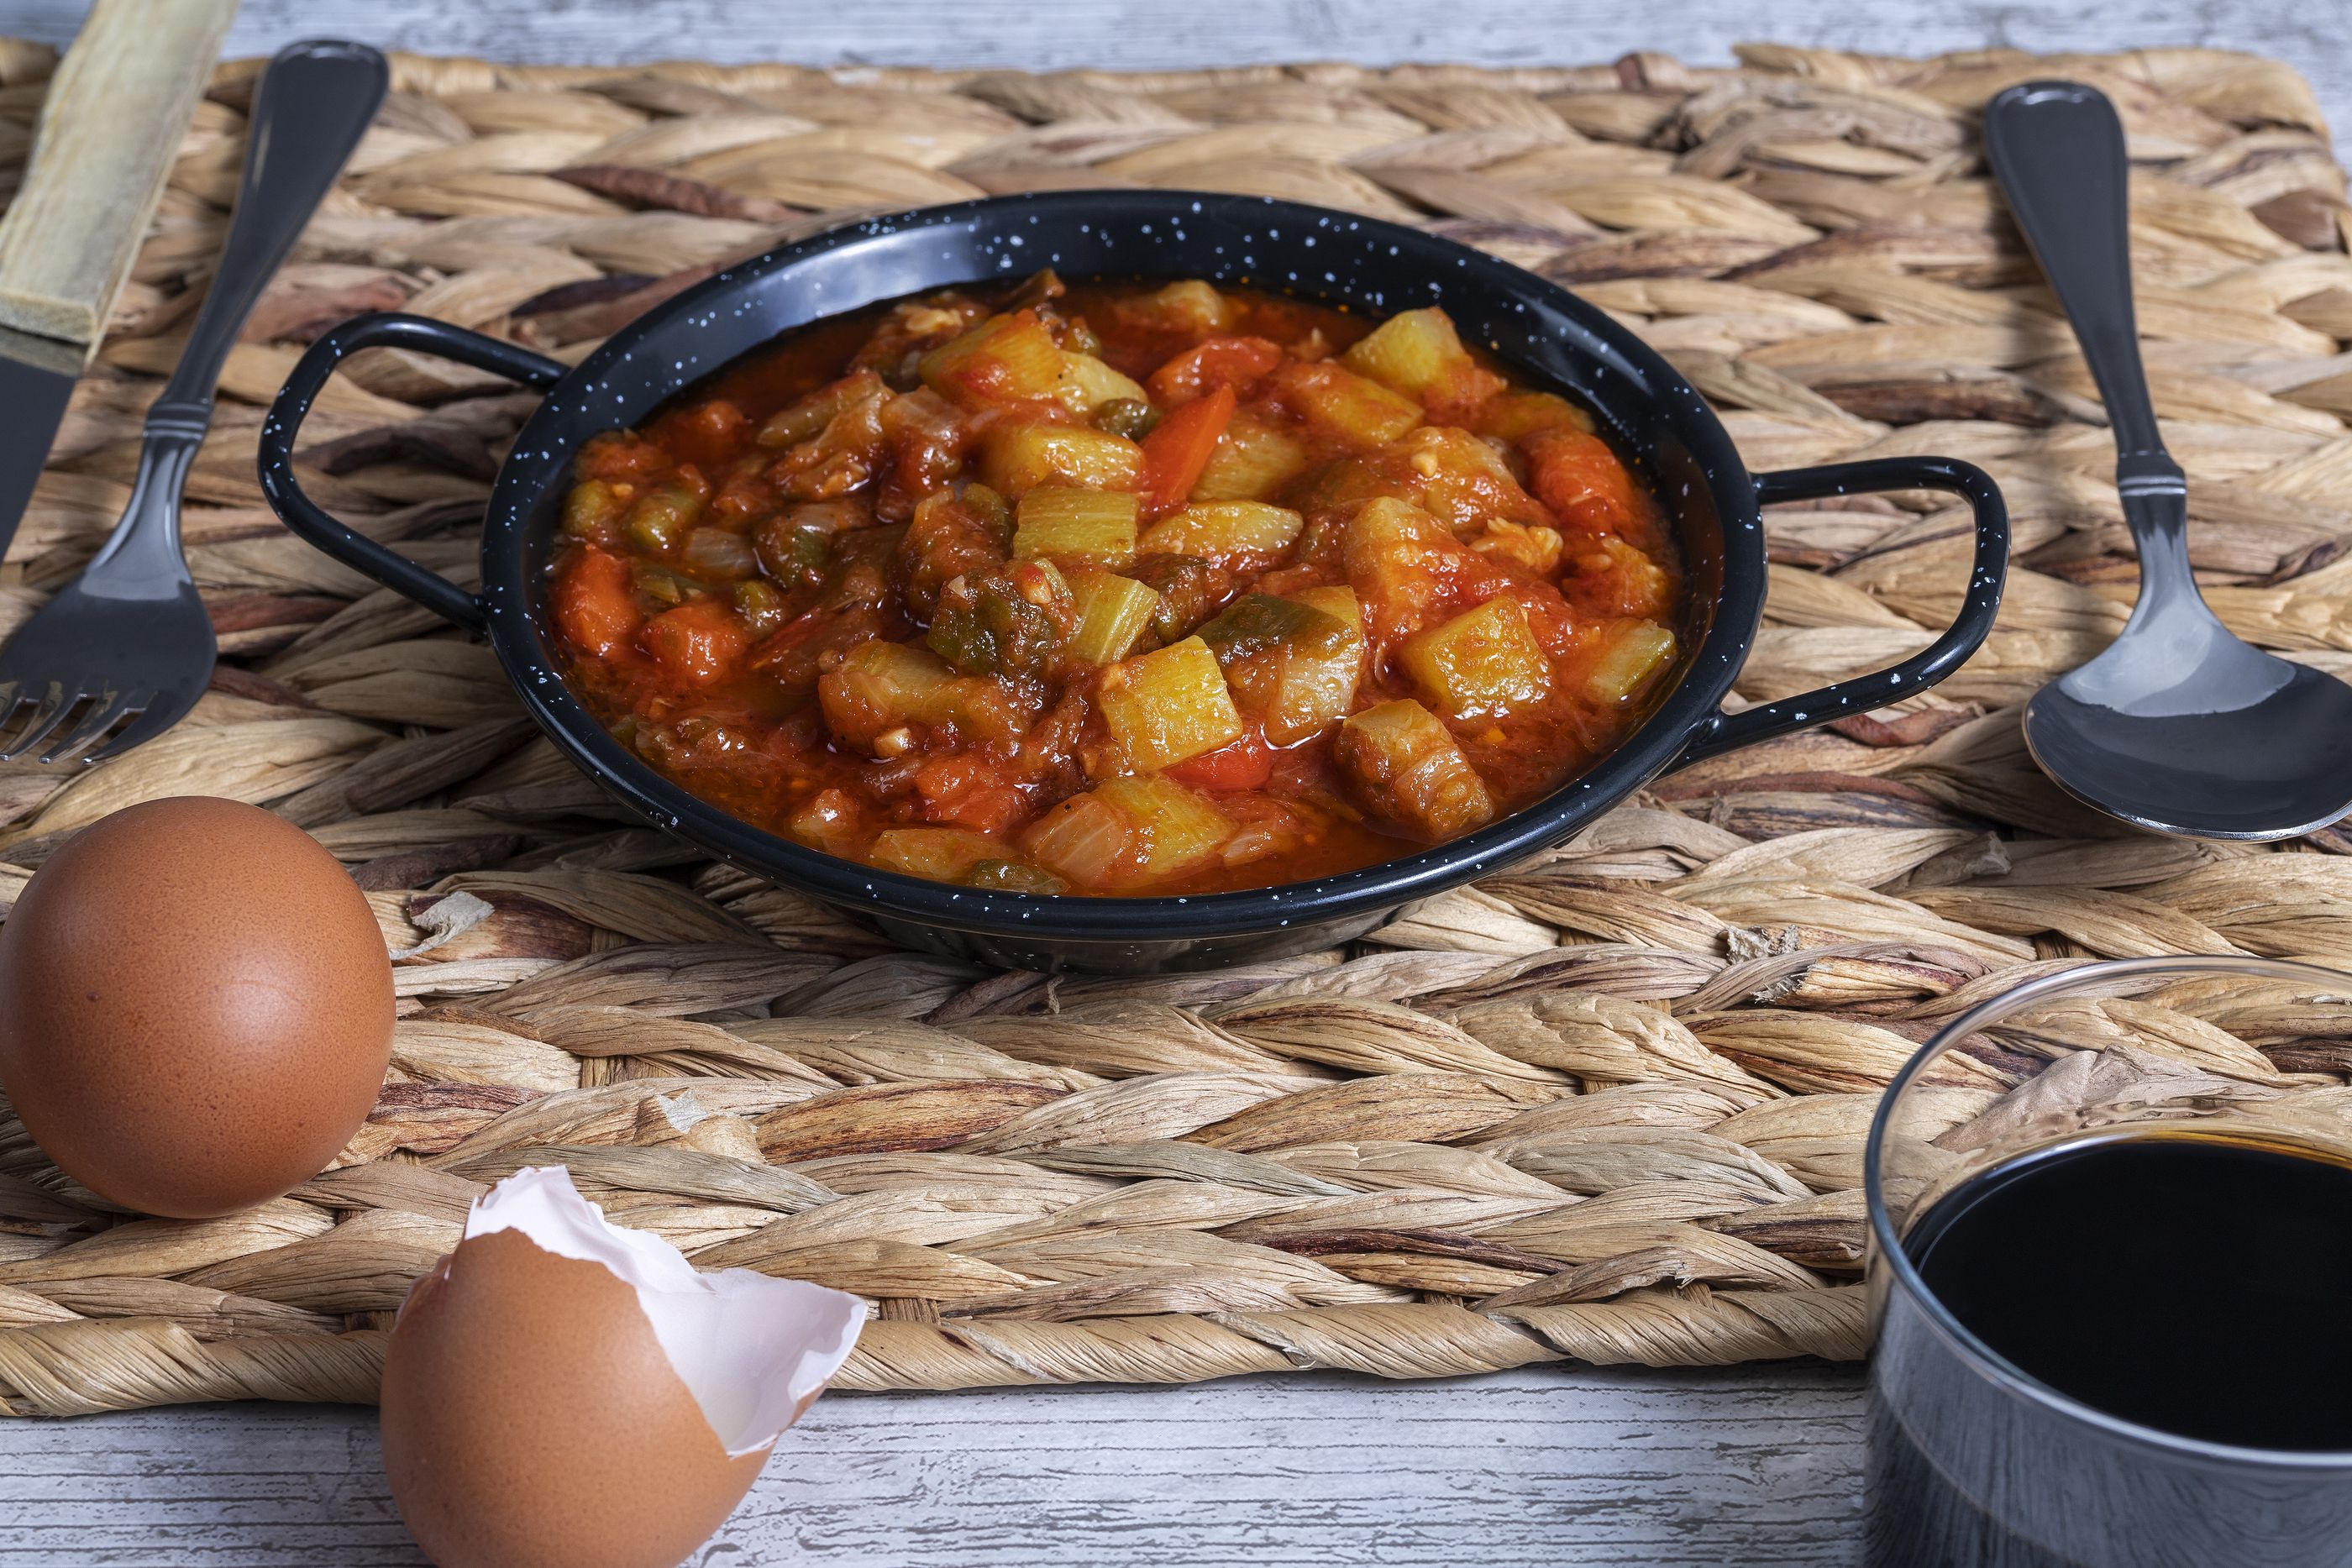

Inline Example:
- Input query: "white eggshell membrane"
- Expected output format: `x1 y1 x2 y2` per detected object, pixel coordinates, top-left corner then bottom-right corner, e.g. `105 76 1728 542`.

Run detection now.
467 1167 864 1457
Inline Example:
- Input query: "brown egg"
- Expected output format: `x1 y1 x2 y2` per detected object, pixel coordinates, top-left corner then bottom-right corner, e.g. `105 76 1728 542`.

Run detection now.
0 795 392 1217
380 1230 769 1568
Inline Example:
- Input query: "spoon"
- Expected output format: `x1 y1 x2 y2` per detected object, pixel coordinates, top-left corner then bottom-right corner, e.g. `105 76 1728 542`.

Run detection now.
1985 80 2352 840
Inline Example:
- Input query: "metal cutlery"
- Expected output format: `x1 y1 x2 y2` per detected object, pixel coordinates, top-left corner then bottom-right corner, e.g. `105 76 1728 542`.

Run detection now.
0 0 239 564
0 39 388 765
1985 80 2352 839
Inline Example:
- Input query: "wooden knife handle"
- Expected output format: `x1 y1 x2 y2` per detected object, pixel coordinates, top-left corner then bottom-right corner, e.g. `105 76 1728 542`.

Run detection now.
0 0 241 358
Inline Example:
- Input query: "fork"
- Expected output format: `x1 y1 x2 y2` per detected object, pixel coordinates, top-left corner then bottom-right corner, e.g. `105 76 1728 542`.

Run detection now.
0 39 387 765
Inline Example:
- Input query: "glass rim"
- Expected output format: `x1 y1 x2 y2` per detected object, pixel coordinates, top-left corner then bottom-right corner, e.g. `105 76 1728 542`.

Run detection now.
1865 952 2352 1471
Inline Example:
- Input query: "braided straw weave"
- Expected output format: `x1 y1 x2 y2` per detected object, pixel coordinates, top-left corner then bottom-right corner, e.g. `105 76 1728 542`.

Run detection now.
0 40 2349 1417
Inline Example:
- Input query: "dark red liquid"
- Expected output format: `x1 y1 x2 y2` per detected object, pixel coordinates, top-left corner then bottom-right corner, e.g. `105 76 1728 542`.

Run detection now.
1908 1132 2352 1450
1868 1131 2352 1567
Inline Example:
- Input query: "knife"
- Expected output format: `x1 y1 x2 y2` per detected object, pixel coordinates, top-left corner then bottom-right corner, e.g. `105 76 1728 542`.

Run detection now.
0 0 241 564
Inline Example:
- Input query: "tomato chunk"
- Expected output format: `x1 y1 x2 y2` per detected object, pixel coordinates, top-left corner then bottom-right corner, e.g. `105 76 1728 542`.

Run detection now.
1163 724 1273 791
1135 384 1235 519
555 547 641 659
670 398 748 468
1147 336 1284 406
640 598 749 687
1524 425 1643 534
915 753 1031 833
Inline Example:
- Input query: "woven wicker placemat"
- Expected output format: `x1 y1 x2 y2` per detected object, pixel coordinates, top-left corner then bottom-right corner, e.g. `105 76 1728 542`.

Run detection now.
0 40 2348 1417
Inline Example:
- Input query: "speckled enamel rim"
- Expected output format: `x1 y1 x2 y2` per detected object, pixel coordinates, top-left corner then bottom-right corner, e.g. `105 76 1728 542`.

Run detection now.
260 190 2007 953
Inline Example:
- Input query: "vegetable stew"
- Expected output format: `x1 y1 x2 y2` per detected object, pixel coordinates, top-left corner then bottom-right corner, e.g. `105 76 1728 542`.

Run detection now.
549 274 1685 897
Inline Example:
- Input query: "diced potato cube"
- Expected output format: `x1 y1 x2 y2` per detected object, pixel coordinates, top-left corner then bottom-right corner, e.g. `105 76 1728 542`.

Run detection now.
1278 361 1425 446
1014 487 1139 568
1053 351 1151 416
819 640 945 747
1400 596 1553 719
1335 699 1495 840
1064 569 1163 665
1021 775 1232 889
1343 496 1461 642
1261 586 1364 745
1290 585 1362 632
1094 776 1232 881
1341 307 1476 398
1138 501 1304 559
1023 790 1135 890
818 639 1027 748
920 312 1066 407
1584 619 1677 704
1123 280 1240 336
1343 494 1452 569
1193 412 1311 501
1475 388 1591 443
1098 635 1243 770
979 420 1143 497
870 827 1006 882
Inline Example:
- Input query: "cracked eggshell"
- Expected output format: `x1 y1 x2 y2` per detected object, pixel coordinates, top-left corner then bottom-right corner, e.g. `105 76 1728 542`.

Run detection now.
0 796 393 1218
379 1167 864 1568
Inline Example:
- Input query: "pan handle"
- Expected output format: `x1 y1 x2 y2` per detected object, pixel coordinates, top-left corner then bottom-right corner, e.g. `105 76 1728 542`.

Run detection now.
257 312 568 632
1676 454 2008 765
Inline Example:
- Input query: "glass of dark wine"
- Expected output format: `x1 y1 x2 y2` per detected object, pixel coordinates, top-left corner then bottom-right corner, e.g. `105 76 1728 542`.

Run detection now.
1866 954 2352 1567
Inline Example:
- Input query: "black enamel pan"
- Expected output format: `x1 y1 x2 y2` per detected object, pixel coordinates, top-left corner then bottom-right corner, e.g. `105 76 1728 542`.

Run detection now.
259 191 2007 973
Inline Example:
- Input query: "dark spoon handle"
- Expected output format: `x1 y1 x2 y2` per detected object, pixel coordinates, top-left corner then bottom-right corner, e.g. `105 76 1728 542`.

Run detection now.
1983 81 2167 468
1987 78 2197 600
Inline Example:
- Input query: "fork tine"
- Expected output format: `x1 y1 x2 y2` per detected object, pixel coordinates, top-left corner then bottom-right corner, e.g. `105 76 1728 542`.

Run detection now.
0 685 77 763
84 700 176 765
40 690 140 766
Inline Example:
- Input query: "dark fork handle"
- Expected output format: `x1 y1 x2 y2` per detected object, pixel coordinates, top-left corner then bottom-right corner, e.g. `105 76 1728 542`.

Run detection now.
158 41 389 420
98 41 388 593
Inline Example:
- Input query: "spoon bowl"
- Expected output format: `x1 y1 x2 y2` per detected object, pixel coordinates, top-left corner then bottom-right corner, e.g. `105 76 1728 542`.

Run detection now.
2025 633 2352 839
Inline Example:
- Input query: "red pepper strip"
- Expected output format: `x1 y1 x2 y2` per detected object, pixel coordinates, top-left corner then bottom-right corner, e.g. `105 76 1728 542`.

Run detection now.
1163 723 1273 791
1135 384 1236 519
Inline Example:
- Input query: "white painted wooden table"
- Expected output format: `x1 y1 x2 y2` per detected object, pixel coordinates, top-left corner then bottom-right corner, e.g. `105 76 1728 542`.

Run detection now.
0 1 2334 1562
0 1366 1868 1566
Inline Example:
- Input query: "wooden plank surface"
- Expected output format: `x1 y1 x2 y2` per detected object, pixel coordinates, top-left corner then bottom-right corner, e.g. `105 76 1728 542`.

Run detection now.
0 1 2329 1562
3 0 2344 158
0 1366 1867 1566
